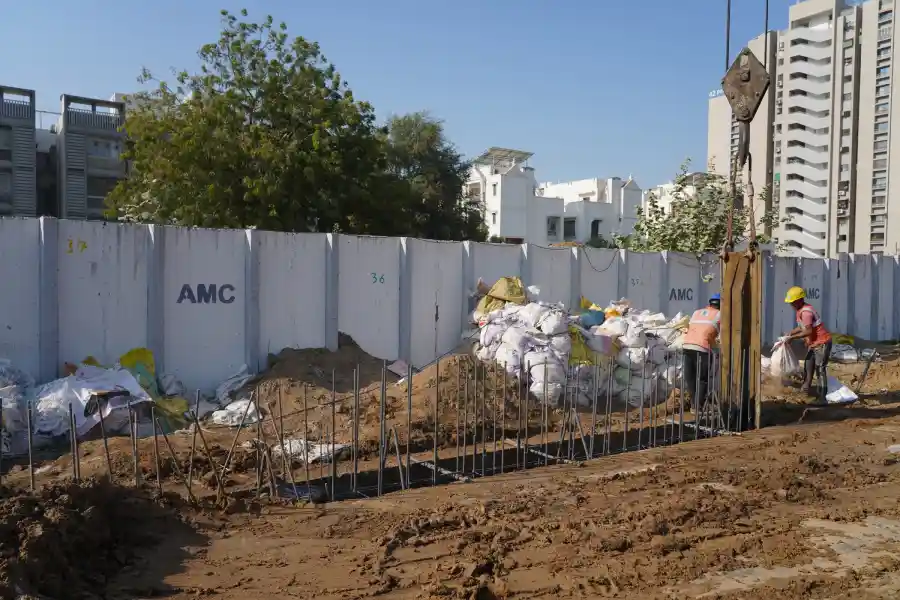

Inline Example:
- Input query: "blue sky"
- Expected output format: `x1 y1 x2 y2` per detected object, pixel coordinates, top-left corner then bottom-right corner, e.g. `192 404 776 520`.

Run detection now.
3 0 795 187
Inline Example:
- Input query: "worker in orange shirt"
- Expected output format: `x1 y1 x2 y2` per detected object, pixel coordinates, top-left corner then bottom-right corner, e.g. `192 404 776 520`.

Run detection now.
783 286 832 401
682 293 721 411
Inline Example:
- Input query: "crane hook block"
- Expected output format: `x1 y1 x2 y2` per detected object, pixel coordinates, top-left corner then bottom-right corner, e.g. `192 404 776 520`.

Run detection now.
721 48 770 123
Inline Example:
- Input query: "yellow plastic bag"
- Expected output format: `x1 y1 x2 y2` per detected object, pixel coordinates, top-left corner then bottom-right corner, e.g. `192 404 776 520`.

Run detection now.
118 347 160 397
569 326 597 366
474 276 527 321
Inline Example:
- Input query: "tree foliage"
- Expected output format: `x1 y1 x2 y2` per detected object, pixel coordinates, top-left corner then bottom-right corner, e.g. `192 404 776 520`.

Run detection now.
108 9 485 241
616 160 785 253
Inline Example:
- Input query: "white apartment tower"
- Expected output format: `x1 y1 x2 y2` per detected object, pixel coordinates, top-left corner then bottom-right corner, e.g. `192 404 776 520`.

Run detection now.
708 0 898 257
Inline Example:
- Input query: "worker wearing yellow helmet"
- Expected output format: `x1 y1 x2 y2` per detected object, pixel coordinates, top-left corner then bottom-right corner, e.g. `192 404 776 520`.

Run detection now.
783 286 832 400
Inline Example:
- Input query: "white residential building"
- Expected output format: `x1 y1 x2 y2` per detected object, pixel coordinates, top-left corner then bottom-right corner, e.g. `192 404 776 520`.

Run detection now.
465 147 643 245
708 0 900 257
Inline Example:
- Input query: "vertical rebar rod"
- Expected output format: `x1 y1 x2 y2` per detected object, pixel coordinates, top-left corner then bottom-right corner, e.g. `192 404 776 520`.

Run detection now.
331 370 337 501
501 364 507 474
256 389 263 500
151 404 161 494
542 363 548 466
352 368 360 494
187 389 200 491
26 399 34 491
69 403 79 481
472 362 478 474
378 360 386 497
523 361 530 469
455 358 461 474
303 384 311 499
276 383 290 490
433 357 439 486
480 362 486 476
405 363 412 484
462 361 469 474
678 352 686 443
590 361 599 459
127 397 139 486
0 410 4 486
624 359 632 452
493 365 499 474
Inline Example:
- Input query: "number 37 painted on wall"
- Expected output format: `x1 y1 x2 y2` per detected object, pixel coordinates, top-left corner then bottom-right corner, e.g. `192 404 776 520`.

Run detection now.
371 273 385 284
67 239 88 254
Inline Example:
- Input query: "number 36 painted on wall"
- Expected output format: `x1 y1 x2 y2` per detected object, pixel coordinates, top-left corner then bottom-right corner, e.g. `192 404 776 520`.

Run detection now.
371 273 385 284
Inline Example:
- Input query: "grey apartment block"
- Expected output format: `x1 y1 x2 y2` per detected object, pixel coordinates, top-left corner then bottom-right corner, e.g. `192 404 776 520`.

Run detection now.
57 94 125 220
0 85 37 216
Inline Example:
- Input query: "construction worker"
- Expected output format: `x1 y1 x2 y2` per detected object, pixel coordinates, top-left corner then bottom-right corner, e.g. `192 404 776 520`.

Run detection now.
682 293 721 411
783 286 832 400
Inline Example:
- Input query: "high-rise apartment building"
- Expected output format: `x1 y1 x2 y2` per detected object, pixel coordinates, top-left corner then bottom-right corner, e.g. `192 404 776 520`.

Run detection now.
708 0 898 257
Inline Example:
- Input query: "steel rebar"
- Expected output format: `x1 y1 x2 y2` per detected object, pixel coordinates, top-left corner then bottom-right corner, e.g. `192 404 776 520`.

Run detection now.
331 370 337 501
187 389 200 491
377 361 386 497
433 357 439 486
406 363 412 485
151 404 162 494
26 399 34 490
154 417 197 504
69 403 79 481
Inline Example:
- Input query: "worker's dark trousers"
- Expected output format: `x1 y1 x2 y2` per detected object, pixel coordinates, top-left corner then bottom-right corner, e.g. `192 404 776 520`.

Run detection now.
683 349 711 411
804 340 833 402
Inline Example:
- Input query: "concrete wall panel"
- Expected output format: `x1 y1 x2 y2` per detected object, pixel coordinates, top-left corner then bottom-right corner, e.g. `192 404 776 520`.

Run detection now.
470 243 521 290
257 231 328 360
56 220 150 368
625 252 663 313
408 239 464 368
849 255 874 339
664 252 703 318
771 256 798 339
579 249 620 307
528 246 572 306
163 227 247 393
337 236 401 361
874 255 895 342
0 218 41 377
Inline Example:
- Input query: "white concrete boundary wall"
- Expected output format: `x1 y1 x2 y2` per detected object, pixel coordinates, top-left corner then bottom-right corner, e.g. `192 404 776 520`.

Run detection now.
2 217 898 392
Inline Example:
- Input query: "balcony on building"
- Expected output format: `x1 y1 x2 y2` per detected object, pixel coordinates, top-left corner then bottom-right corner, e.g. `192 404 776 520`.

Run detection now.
58 94 126 220
0 85 37 216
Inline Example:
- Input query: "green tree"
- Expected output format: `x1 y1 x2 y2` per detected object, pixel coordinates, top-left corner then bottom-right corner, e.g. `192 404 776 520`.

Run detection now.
616 160 785 253
108 9 485 241
382 112 487 241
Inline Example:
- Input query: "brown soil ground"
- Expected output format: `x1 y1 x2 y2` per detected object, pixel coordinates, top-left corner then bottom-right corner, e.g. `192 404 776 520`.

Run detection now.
3 343 900 598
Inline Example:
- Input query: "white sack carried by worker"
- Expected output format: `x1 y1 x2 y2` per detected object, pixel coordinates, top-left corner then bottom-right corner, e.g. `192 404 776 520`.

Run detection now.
825 376 858 405
770 337 801 378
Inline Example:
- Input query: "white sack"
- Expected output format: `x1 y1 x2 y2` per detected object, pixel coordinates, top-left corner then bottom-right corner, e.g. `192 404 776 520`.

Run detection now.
530 360 566 384
549 334 572 355
538 310 568 336
209 397 262 426
619 324 647 348
494 343 521 374
215 364 253 406
598 317 628 338
32 365 153 438
530 380 563 404
825 376 858 405
159 373 186 397
500 326 529 351
480 321 508 348
770 339 801 378
616 347 651 371
518 303 550 329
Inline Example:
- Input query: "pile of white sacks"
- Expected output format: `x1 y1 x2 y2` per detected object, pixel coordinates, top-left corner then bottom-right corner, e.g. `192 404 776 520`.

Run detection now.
473 301 689 409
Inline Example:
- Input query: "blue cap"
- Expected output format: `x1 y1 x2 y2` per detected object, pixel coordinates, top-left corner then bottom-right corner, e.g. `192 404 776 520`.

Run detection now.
710 293 721 302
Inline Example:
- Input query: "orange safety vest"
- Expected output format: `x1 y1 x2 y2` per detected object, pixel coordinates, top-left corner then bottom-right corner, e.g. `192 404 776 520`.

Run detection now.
796 303 831 347
683 307 721 352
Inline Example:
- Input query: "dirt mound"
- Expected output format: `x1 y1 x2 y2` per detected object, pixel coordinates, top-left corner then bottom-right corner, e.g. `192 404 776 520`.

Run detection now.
0 479 184 599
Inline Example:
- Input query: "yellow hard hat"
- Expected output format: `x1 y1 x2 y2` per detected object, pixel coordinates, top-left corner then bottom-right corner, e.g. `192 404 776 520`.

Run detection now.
784 286 805 303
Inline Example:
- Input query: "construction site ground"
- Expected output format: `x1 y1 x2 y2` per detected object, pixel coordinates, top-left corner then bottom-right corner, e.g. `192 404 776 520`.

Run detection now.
5 347 900 598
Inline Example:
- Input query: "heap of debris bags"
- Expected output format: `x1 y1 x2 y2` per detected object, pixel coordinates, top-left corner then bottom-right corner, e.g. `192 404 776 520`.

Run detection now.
469 277 690 410
0 346 270 458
